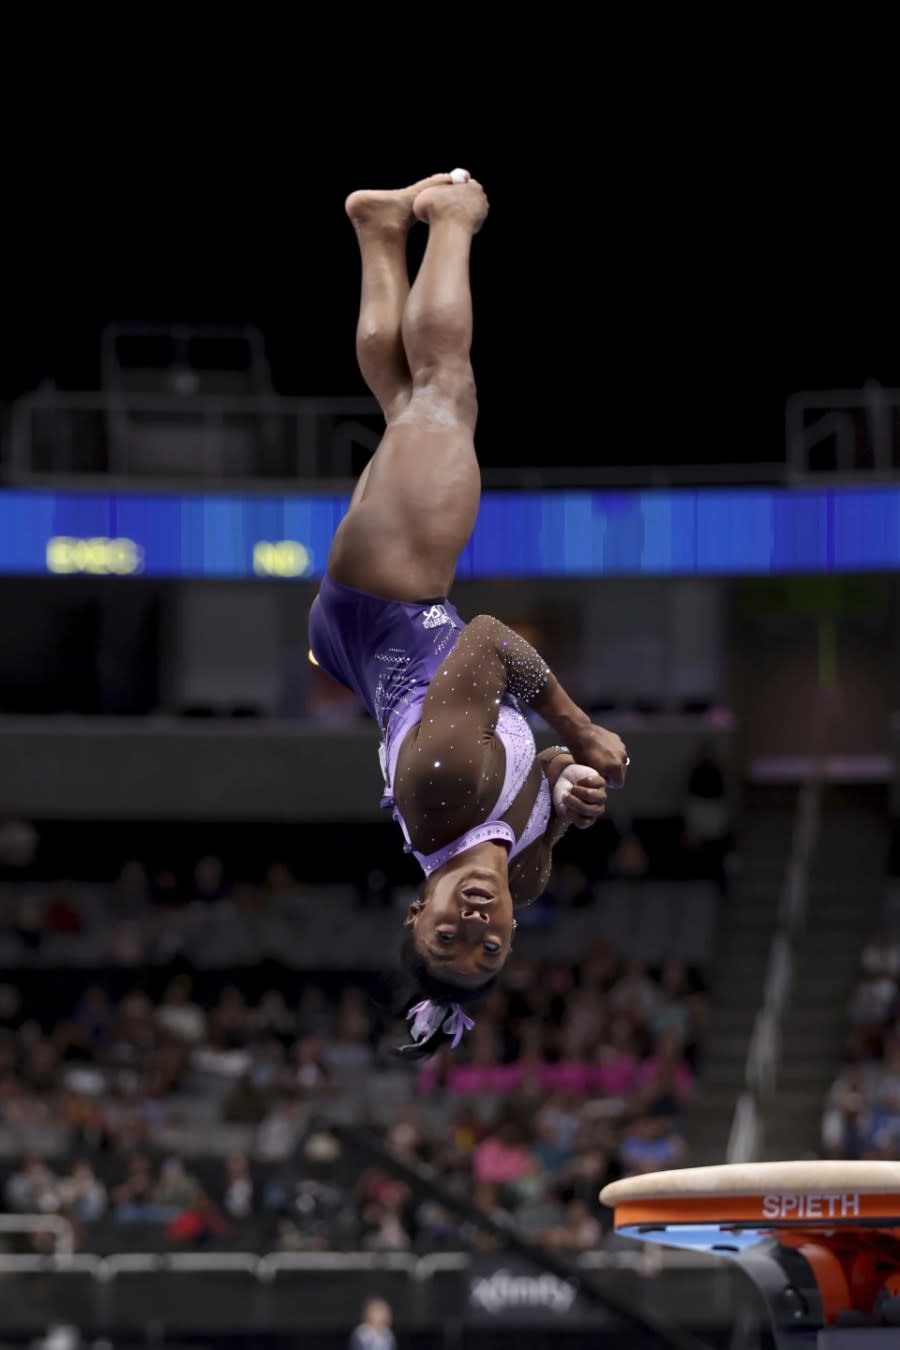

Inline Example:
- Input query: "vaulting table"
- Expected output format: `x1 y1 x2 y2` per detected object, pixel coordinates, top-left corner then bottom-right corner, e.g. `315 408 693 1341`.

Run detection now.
601 1162 900 1347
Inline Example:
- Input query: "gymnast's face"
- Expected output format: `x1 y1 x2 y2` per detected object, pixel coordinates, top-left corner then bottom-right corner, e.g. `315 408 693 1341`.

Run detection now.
404 864 515 987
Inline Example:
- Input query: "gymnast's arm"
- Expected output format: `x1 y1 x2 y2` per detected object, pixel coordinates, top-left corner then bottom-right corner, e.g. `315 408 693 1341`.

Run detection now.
508 750 607 904
405 614 629 802
402 618 626 815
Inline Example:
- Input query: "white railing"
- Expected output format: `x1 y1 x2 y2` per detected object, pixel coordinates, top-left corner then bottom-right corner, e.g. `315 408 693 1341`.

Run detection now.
0 1247 717 1278
727 778 822 1163
0 1213 75 1256
726 1091 760 1164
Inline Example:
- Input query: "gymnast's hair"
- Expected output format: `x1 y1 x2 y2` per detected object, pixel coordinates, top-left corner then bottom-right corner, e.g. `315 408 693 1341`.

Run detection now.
390 930 498 1062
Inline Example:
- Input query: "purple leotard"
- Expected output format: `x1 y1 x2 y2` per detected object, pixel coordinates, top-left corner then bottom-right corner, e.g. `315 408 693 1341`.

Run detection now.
308 575 464 732
308 576 551 877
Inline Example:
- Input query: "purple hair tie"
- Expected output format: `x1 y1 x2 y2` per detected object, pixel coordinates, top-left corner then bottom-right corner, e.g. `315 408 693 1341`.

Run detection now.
405 999 475 1050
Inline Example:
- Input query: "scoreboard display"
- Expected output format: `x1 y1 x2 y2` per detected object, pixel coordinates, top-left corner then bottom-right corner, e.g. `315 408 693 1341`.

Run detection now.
1 484 898 579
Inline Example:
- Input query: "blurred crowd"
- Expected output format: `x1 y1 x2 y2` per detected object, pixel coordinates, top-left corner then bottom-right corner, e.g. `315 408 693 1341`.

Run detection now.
822 930 900 1160
0 786 721 1258
0 742 734 954
0 941 708 1255
357 948 705 1256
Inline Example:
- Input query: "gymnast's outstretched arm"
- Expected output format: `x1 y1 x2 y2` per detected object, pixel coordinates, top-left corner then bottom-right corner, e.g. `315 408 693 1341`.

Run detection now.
400 613 628 812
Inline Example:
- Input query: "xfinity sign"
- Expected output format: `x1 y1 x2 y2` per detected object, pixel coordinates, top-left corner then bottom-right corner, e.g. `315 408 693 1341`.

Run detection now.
469 1267 578 1315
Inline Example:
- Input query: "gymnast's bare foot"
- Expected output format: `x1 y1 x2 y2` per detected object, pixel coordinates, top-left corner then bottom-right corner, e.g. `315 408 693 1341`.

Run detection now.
412 179 489 232
345 175 455 233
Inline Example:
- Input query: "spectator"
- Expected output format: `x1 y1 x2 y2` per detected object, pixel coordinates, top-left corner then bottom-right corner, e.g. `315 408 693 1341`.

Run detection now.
0 983 22 1030
113 859 152 913
111 1154 159 1222
560 1148 616 1212
848 972 897 1028
862 932 900 981
610 829 650 879
862 1084 900 1155
361 1192 411 1251
155 1157 199 1210
632 1030 695 1117
250 991 297 1041
58 1160 107 1223
650 985 693 1047
151 869 182 907
619 1115 686 1176
473 1121 536 1187
543 1197 602 1250
415 1198 465 1249
531 1106 575 1175
191 855 228 903
251 1036 288 1091
296 985 334 1038
155 975 206 1044
0 810 39 875
67 985 115 1051
682 744 731 889
44 883 84 934
450 1104 485 1155
294 1036 331 1095
322 990 374 1075
589 1019 639 1100
167 1187 230 1245
5 1156 60 1213
256 1098 305 1162
10 891 46 951
349 1297 396 1350
608 959 659 1022
222 1153 254 1220
208 987 251 1050
265 862 301 902
223 1072 270 1125
875 1037 900 1101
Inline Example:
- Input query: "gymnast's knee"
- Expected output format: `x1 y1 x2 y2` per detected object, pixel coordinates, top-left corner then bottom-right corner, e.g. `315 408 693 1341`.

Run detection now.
406 362 477 428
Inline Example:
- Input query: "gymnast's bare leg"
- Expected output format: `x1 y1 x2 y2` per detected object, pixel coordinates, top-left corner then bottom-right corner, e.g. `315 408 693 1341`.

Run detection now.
328 175 489 601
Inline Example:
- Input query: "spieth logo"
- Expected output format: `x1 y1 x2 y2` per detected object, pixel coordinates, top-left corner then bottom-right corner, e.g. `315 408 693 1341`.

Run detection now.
470 1269 577 1315
422 604 453 630
762 1192 861 1220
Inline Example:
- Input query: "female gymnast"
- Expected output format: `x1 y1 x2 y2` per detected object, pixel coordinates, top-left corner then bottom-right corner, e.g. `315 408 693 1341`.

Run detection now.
308 172 629 1057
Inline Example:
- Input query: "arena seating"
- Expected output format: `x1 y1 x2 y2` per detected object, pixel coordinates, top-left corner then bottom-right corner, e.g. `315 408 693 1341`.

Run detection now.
0 857 712 1258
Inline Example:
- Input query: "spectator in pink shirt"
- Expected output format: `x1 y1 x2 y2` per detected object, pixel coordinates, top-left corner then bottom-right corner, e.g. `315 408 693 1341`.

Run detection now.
473 1122 535 1186
540 1061 591 1095
417 1019 524 1097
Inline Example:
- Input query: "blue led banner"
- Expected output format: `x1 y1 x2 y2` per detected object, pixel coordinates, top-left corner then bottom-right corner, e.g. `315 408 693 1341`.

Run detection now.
0 485 898 579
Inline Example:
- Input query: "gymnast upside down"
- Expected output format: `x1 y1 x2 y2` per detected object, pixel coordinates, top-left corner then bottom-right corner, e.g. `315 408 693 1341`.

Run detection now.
308 172 629 1055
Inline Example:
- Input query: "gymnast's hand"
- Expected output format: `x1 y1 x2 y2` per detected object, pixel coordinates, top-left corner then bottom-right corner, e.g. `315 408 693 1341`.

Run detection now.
567 724 629 789
553 765 608 829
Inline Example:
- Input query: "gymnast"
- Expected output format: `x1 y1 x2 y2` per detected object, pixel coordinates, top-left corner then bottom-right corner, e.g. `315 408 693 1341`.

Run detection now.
309 172 629 1057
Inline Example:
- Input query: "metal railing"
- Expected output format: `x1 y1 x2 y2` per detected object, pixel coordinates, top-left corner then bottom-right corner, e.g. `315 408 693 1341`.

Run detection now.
7 378 900 489
5 389 382 483
786 382 900 479
727 778 822 1163
0 1213 74 1256
3 387 793 490
0 1246 715 1279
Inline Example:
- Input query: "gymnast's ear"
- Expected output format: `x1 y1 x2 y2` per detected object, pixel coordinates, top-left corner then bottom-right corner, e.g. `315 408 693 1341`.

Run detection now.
403 896 425 925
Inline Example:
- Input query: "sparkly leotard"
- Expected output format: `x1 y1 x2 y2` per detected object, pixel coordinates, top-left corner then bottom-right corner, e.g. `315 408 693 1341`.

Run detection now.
308 576 555 895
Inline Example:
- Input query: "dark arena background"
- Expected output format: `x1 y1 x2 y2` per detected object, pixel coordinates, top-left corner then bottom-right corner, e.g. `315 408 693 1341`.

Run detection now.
1 84 899 1350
